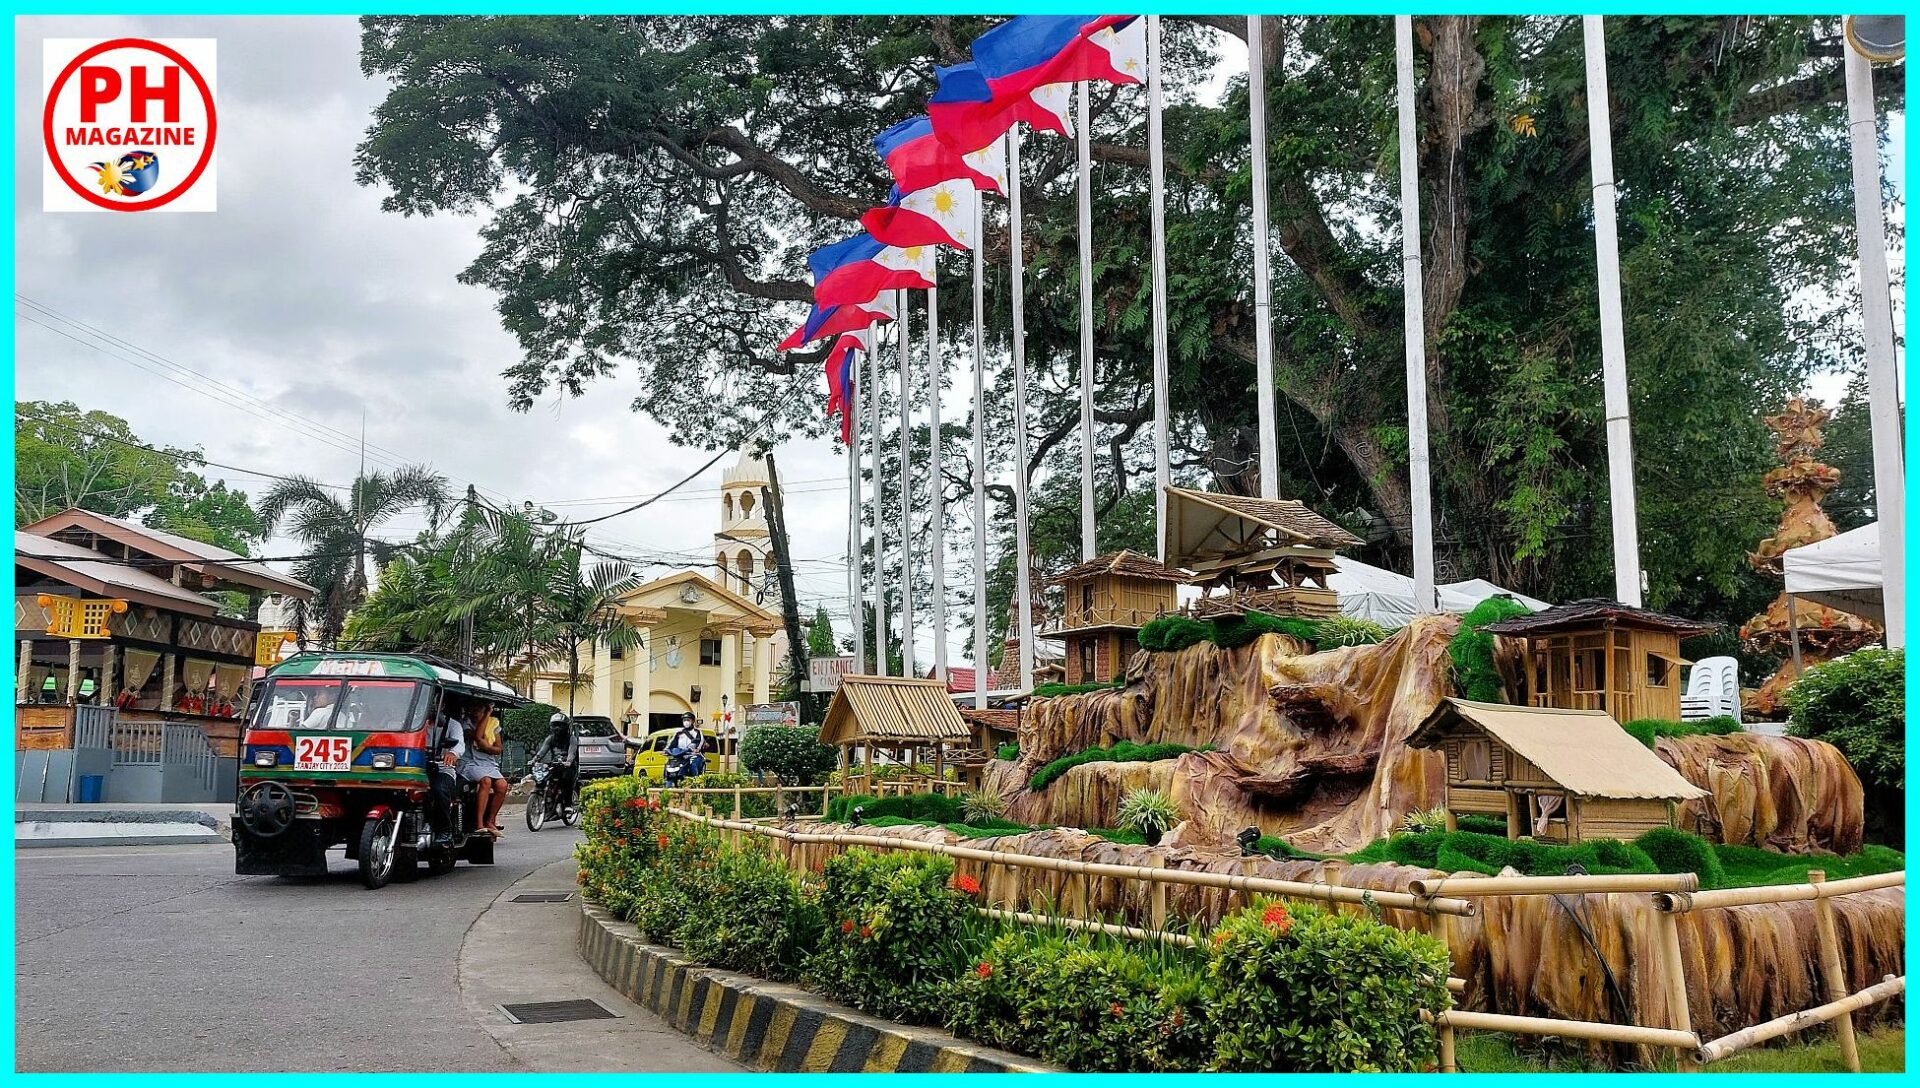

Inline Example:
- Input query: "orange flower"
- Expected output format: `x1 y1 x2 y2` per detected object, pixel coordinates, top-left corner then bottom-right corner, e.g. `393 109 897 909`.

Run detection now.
1262 903 1292 933
1109 1002 1126 1018
657 834 670 849
952 874 982 895
1170 1009 1185 1029
859 925 874 939
842 918 855 933
1211 930 1230 946
976 961 993 979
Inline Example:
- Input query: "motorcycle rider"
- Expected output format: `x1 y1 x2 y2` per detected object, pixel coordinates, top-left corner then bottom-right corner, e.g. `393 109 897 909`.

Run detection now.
531 711 579 815
667 711 707 780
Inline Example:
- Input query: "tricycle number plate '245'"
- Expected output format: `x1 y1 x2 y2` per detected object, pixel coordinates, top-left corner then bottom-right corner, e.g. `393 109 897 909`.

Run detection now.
293 735 352 772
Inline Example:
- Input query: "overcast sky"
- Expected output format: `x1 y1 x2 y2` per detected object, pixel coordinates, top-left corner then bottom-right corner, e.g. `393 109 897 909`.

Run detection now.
15 16 882 656
15 16 1904 672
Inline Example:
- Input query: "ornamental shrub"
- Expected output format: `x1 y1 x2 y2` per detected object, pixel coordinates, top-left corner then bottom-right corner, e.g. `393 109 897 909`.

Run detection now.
1316 615 1392 647
1202 899 1451 1072
1635 827 1726 888
676 844 823 981
1117 788 1179 839
1212 611 1320 648
995 742 1020 762
960 790 1009 826
502 700 563 748
949 927 1208 1071
826 791 966 824
1446 597 1532 701
804 849 978 1023
1028 741 1207 792
1785 648 1904 800
1139 616 1212 652
682 771 775 817
738 723 838 784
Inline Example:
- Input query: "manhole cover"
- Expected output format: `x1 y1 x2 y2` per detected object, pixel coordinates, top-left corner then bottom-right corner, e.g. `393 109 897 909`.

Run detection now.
510 892 574 903
498 999 621 1024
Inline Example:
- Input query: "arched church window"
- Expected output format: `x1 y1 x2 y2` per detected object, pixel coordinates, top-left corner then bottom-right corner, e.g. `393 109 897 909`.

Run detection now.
740 491 756 517
723 493 734 521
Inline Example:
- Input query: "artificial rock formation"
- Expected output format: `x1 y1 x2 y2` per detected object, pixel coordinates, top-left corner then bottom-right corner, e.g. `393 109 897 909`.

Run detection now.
1006 615 1864 854
1738 398 1881 715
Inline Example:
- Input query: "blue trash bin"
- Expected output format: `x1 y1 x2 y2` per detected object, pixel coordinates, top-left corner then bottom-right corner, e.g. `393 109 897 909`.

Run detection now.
76 775 104 803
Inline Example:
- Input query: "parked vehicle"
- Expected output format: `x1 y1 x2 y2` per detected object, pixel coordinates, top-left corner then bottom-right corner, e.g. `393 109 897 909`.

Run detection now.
232 652 522 889
627 726 723 783
570 715 628 781
522 757 579 831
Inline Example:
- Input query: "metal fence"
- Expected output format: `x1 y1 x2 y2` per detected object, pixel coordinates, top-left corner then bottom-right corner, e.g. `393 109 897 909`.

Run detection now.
162 723 222 800
73 704 114 750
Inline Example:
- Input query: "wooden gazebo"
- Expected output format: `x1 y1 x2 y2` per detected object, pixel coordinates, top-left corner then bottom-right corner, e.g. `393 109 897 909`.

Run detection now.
1164 487 1364 619
821 675 978 795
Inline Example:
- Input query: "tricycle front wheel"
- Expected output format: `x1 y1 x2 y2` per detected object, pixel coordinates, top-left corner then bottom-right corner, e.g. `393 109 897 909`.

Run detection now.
358 816 397 889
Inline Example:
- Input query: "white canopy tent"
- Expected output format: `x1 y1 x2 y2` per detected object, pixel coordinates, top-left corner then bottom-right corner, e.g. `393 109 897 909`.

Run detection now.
1327 556 1548 626
1782 522 1883 623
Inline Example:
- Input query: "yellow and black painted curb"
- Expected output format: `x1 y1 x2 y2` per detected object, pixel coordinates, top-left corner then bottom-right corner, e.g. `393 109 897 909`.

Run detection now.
580 903 1057 1073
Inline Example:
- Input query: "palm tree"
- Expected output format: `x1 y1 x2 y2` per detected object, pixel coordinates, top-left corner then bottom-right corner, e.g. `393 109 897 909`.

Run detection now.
538 543 643 715
260 465 450 645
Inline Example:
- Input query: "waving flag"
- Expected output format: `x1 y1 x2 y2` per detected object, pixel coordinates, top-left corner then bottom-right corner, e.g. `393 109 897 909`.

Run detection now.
876 116 1006 195
809 232 936 307
778 292 897 351
862 179 980 250
824 329 868 444
930 63 1074 152
972 16 1140 96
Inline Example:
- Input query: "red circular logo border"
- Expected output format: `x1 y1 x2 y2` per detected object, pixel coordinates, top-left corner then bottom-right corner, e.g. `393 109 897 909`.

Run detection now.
43 37 218 212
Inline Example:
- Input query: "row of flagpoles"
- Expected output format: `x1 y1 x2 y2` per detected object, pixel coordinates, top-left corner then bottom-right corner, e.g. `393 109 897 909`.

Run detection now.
790 14 1904 700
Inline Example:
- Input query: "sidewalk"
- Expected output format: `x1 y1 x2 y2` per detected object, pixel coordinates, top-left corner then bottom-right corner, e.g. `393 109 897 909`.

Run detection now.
14 802 232 848
457 855 742 1072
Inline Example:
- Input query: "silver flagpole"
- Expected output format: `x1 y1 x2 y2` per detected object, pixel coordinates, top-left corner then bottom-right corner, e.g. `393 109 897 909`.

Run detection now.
1395 16 1438 614
1582 16 1644 607
971 201 990 707
867 319 889 673
1844 44 1905 648
1247 15 1278 500
1008 128 1036 690
1077 81 1098 559
927 282 948 679
1147 15 1171 561
848 379 866 672
898 289 917 678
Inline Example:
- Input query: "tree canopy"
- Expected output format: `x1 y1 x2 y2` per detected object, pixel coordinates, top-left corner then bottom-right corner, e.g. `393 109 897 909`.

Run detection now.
358 15 1901 645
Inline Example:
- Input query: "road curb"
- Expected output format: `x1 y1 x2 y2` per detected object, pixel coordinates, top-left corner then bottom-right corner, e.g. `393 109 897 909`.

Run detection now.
578 903 1056 1073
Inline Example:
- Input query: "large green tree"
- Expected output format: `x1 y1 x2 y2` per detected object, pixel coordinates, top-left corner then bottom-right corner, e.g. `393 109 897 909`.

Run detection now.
16 400 268 555
358 16 1901 642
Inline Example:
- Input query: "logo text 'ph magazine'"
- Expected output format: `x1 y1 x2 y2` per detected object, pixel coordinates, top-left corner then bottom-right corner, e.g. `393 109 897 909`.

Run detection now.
43 38 217 213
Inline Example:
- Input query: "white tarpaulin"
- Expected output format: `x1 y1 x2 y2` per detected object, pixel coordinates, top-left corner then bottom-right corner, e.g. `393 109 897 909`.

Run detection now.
1783 522 1883 622
1328 556 1549 627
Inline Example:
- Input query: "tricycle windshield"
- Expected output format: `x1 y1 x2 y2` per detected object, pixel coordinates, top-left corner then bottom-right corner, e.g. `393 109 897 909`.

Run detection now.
252 678 430 732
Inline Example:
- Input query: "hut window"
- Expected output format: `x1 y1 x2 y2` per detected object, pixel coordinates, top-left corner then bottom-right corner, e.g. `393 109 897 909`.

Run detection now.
1459 739 1491 781
1081 583 1094 610
1079 640 1095 680
1646 654 1672 688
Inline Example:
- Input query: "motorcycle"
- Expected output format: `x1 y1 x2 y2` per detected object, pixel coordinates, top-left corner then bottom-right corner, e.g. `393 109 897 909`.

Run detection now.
523 758 579 832
662 745 706 787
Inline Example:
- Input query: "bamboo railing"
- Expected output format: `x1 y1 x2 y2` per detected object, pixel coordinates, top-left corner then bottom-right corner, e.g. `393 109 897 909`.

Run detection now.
644 802 1902 1072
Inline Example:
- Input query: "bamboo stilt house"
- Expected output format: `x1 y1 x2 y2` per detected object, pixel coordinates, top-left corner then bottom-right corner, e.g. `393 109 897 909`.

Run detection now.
1045 550 1189 684
821 675 977 793
1409 698 1707 843
1163 487 1364 620
1480 599 1717 723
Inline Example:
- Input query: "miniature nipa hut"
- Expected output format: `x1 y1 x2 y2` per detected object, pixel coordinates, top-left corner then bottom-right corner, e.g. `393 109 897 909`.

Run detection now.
1409 698 1707 843
1046 550 1189 684
821 676 977 796
1163 486 1364 619
1479 598 1717 723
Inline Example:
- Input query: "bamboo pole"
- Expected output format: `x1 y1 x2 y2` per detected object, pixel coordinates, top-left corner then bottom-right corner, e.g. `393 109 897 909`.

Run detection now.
667 807 1475 916
1809 871 1862 1072
1433 1009 1698 1050
1655 909 1699 1071
1438 1022 1456 1073
1654 871 1904 912
1409 872 1696 898
1694 975 1903 1066
1148 855 1168 932
980 907 1197 948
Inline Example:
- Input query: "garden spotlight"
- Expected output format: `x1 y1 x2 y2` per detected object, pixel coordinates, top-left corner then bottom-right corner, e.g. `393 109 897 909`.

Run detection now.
851 805 866 827
1236 826 1262 856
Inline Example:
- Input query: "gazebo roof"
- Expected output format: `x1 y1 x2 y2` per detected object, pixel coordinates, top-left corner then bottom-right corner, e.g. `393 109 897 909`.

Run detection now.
1479 598 1717 637
1164 487 1364 568
1409 698 1707 801
821 675 972 747
1049 550 1191 586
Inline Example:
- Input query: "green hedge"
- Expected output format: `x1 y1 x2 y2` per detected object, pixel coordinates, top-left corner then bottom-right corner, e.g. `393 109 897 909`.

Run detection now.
1347 828 1658 877
1032 680 1126 698
1446 597 1533 701
804 849 981 1023
1028 741 1209 792
1621 715 1744 749
826 791 967 824
995 743 1020 762
502 701 563 748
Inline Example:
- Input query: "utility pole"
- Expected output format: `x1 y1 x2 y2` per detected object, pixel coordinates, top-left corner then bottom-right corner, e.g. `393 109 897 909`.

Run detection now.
762 451 810 714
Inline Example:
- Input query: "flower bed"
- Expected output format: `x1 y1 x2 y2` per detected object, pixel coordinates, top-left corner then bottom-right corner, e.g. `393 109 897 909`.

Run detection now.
575 777 1453 1072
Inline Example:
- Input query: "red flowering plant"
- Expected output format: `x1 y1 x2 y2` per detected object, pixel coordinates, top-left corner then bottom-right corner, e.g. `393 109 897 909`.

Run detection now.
802 849 977 1024
1201 898 1451 1072
575 778 668 914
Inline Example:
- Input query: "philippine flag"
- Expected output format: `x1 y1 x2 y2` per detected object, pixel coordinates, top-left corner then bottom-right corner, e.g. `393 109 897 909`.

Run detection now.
929 63 1075 153
875 115 1006 196
823 328 869 445
971 16 1141 97
809 232 936 308
861 179 980 250
778 292 897 352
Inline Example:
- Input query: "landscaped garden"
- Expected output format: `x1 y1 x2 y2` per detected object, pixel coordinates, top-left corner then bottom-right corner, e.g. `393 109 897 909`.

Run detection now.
577 776 1455 1072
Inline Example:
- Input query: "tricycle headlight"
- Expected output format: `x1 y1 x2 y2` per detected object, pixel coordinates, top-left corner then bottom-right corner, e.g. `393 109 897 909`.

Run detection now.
371 752 395 769
253 751 277 767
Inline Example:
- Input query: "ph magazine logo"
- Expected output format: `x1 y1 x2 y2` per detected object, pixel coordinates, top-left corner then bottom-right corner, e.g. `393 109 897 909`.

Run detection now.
43 38 218 212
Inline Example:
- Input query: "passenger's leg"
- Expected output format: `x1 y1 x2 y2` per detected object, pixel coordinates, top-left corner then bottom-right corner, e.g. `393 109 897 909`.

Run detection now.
486 777 507 829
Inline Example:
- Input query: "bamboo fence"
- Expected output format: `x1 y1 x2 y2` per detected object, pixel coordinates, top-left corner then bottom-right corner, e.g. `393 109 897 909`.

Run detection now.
646 800 1902 1073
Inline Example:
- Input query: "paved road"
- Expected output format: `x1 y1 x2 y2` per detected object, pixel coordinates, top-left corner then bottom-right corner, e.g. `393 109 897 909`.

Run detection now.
14 809 738 1073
